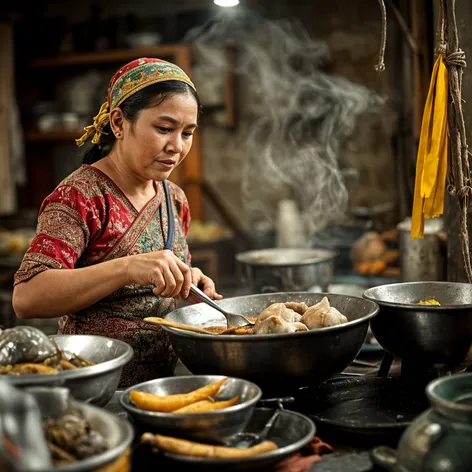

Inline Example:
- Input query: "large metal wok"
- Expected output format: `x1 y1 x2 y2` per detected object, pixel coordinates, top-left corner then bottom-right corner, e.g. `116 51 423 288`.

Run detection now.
162 292 379 393
363 282 472 366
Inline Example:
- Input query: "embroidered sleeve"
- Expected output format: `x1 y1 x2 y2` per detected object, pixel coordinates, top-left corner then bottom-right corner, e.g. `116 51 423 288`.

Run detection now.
14 185 99 285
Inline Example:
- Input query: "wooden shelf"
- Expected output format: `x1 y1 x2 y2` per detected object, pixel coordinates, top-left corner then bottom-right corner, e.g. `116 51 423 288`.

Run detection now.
25 129 83 142
29 44 192 68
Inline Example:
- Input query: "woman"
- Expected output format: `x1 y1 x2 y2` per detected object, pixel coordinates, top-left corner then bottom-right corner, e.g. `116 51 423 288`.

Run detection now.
12 58 222 387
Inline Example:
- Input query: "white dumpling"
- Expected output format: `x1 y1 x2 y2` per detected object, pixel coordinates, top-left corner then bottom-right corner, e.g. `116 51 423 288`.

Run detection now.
284 302 309 315
257 303 302 323
254 315 292 334
254 316 309 334
289 322 309 332
301 297 348 329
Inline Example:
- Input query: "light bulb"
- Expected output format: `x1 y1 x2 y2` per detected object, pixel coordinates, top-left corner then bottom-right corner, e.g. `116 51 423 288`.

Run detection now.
214 0 240 7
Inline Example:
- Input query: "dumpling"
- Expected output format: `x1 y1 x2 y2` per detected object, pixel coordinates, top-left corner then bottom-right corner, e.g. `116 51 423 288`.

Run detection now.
301 297 348 329
254 315 308 334
284 302 309 315
257 303 302 323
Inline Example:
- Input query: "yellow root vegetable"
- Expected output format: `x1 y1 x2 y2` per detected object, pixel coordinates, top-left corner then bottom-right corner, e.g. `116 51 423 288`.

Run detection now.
173 396 239 414
129 377 227 412
140 433 278 458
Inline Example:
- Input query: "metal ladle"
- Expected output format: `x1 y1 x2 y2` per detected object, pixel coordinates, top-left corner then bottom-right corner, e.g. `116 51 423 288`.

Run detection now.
189 284 255 328
223 397 293 448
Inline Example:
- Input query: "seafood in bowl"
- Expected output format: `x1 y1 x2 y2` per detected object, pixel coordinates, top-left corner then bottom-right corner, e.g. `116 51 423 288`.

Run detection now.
0 326 94 375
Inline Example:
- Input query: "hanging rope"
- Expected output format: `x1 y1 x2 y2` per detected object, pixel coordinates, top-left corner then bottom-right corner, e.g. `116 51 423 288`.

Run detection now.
441 0 472 282
375 0 387 72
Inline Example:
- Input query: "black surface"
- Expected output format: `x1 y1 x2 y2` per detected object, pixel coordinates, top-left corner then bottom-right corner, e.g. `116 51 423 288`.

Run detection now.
293 376 429 446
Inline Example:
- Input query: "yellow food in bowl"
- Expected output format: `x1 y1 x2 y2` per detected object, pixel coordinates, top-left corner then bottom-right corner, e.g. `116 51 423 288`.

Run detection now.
418 299 441 306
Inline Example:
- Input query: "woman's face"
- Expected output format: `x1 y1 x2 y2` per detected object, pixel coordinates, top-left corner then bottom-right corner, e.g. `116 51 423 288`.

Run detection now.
116 92 198 182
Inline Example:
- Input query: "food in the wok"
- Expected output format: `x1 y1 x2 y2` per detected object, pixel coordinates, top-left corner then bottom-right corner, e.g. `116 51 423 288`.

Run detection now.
129 377 239 414
301 297 348 329
141 433 278 458
418 298 441 306
0 326 95 375
44 406 108 466
145 297 348 335
214 297 348 335
254 303 308 334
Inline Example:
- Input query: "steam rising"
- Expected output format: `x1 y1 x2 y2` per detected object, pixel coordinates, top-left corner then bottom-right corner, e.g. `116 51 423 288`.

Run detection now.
186 11 384 239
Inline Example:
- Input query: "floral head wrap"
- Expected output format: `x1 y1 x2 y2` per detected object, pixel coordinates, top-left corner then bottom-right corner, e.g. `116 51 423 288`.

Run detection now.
76 57 196 147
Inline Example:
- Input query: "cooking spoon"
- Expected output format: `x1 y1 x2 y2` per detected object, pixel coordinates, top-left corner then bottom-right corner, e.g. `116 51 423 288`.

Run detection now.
189 284 255 328
143 317 214 334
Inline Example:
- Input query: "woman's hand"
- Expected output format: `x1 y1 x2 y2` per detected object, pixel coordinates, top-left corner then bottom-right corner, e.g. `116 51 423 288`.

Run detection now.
185 267 223 302
126 250 193 298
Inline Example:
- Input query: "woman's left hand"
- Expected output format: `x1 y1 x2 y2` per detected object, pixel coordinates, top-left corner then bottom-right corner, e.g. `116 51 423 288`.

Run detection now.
183 267 223 302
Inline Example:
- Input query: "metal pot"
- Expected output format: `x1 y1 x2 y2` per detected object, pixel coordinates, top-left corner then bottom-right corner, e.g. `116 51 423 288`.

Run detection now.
396 217 446 282
371 373 472 472
235 248 337 293
363 282 472 366
162 292 379 394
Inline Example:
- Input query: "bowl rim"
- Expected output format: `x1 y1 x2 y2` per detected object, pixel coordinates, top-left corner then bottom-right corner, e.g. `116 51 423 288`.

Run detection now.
363 281 472 310
426 372 472 415
1 334 134 385
159 407 316 465
235 248 338 267
119 375 262 418
161 291 379 341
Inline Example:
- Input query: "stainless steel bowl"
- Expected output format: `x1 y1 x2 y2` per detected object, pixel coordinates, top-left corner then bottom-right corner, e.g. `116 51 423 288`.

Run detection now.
0 384 134 472
120 375 262 443
1 335 134 406
235 248 337 293
158 407 316 471
363 282 472 365
162 292 379 394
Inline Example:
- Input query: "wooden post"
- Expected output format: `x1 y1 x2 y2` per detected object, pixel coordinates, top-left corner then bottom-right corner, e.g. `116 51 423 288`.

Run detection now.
445 0 472 282
0 22 16 215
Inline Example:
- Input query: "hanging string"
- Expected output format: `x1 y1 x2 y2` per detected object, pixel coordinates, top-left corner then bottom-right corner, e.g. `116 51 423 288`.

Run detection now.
441 0 472 282
375 0 387 72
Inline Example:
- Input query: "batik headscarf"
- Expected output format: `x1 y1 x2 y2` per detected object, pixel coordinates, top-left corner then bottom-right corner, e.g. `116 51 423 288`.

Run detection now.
76 58 196 147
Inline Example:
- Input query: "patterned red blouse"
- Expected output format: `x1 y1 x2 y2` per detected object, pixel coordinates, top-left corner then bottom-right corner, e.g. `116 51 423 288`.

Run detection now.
14 165 192 387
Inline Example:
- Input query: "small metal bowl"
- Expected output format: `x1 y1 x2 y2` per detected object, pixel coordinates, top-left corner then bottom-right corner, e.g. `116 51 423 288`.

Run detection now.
2 335 134 407
120 375 262 443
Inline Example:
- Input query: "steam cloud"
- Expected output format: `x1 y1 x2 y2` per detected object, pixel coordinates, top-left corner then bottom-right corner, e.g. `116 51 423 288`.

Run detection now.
186 10 384 241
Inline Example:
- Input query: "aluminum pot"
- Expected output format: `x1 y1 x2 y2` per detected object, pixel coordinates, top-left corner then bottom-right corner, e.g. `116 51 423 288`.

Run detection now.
235 248 337 293
162 292 379 394
363 282 472 366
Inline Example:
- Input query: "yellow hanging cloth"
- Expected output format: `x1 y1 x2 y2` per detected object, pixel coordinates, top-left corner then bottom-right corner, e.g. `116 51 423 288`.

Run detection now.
411 54 449 239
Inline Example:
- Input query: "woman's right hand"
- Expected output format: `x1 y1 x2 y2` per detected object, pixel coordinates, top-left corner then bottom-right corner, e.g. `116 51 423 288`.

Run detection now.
126 250 192 298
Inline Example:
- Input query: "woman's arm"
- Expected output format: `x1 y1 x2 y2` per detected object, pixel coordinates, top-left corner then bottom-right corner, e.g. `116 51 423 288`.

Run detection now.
13 250 193 320
13 257 129 319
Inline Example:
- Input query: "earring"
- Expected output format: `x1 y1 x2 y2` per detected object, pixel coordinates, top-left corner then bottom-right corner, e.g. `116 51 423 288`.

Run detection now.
115 133 122 138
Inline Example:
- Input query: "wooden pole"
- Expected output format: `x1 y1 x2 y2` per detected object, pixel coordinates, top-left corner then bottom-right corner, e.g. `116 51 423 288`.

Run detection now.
445 0 472 282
